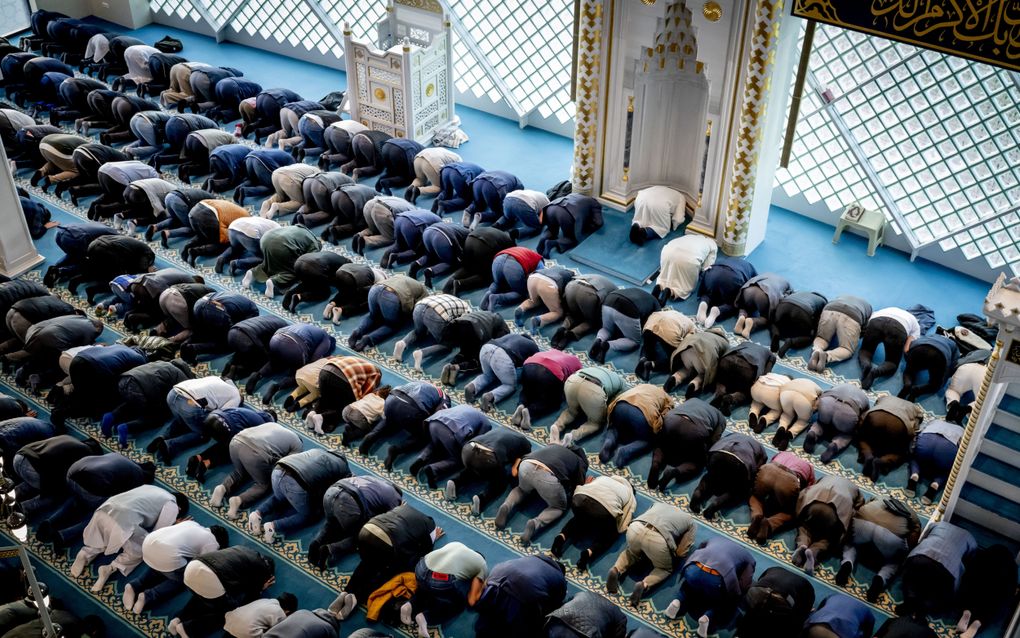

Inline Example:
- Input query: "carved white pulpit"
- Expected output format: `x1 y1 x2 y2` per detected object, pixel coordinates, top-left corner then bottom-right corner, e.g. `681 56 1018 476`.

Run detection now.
343 0 456 144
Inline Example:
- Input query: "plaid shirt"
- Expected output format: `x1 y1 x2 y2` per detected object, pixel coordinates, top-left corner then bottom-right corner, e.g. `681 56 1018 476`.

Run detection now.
419 294 471 322
328 357 382 400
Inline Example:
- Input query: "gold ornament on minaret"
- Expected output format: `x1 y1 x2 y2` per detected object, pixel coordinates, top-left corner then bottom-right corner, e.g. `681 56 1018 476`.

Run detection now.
703 1 722 21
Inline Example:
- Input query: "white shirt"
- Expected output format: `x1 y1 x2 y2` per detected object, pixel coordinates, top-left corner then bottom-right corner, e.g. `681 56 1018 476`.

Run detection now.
634 185 687 238
173 377 242 410
504 189 550 213
143 521 220 573
871 307 922 338
416 147 462 172
224 598 287 638
229 216 280 239
328 120 369 135
84 486 178 555
184 559 227 599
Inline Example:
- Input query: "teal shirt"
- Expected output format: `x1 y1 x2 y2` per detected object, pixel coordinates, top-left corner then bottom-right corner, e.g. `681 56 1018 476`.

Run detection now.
575 367 626 399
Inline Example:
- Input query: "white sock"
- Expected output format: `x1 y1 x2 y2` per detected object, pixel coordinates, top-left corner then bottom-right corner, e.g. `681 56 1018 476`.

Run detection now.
227 496 242 520
400 601 413 625
167 618 181 636
91 564 114 592
696 301 708 324
393 340 407 360
262 521 275 543
122 583 136 611
561 432 574 447
210 484 226 508
704 306 720 329
697 615 710 638
331 306 343 324
412 349 423 370
309 412 324 435
664 599 681 619
264 279 274 297
957 610 972 633
323 302 336 320
461 210 472 227
241 270 253 289
247 510 262 534
415 612 429 638
339 593 357 619
70 552 88 578
132 592 146 614
549 424 561 444
961 620 981 638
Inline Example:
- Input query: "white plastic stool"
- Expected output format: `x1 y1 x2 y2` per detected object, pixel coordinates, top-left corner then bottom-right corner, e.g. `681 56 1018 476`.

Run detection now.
833 203 886 257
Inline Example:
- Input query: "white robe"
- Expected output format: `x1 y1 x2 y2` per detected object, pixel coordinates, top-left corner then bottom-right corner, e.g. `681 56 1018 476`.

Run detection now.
634 185 687 238
655 234 718 299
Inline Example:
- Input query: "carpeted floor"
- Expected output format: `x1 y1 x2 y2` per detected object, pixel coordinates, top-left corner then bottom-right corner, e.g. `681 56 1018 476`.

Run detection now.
0 19 1006 638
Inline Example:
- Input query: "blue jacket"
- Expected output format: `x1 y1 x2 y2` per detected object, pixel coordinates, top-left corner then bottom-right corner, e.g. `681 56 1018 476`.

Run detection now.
806 594 875 638
429 405 491 444
489 333 540 367
684 537 755 597
207 406 275 437
383 138 424 171
270 323 335 364
396 209 443 229
67 452 152 496
480 553 566 616
442 162 484 183
910 334 960 375
908 521 976 589
334 475 402 516
194 292 259 332
474 170 523 196
210 144 251 176
393 381 448 415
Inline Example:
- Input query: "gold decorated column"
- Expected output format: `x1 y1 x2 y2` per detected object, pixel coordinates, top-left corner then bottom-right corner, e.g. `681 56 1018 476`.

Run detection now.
571 0 604 195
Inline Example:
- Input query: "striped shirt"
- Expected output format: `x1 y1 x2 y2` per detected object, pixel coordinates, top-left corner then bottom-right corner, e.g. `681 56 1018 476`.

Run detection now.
326 357 381 400
419 294 471 322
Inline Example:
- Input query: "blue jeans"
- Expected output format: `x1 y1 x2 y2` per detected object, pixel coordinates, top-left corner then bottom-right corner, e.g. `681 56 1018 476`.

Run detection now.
127 565 186 606
596 306 642 353
909 432 958 487
163 391 210 458
414 420 464 478
226 229 264 272
416 228 458 276
414 559 470 623
600 401 653 466
255 468 312 535
679 562 726 620
482 254 538 310
12 454 54 517
497 197 542 237
351 286 404 347
469 344 519 403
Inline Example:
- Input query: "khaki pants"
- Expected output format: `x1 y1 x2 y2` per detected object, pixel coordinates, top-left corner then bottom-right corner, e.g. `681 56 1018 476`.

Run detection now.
517 274 565 326
612 521 692 588
551 374 610 442
813 310 862 363
412 157 442 195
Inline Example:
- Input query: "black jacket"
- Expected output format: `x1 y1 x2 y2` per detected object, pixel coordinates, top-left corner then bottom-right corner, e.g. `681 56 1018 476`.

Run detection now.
17 435 103 492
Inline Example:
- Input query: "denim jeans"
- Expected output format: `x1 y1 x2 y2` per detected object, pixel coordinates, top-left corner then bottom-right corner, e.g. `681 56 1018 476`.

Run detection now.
163 391 210 458
601 401 653 466
226 229 264 272
679 562 726 620
842 518 909 582
909 432 958 487
482 254 537 310
127 565 186 606
352 286 404 346
597 306 642 353
470 344 519 403
255 467 312 535
414 559 470 623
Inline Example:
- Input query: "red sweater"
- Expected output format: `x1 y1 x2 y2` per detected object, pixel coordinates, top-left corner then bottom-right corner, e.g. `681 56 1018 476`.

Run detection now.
524 350 582 381
497 247 543 274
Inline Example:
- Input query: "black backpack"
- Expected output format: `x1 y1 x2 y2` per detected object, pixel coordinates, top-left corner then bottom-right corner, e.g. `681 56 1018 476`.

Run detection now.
154 36 183 53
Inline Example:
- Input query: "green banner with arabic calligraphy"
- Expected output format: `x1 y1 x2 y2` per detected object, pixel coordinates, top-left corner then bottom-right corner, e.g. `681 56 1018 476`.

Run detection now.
792 0 1020 72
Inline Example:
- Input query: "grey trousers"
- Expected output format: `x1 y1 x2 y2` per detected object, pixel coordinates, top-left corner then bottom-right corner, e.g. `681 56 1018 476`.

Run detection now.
500 460 568 531
222 442 275 507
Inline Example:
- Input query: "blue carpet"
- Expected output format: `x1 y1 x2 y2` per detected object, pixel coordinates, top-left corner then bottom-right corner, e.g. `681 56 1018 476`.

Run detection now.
0 18 1008 638
568 210 683 285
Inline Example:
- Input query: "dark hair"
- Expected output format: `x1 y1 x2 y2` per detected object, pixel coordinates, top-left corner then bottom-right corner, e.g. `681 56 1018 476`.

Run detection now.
277 592 299 614
82 614 105 637
138 461 157 483
209 524 229 549
173 492 189 517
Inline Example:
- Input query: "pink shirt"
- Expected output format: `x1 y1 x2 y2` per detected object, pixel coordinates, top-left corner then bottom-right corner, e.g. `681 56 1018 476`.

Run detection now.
524 350 582 382
770 451 815 486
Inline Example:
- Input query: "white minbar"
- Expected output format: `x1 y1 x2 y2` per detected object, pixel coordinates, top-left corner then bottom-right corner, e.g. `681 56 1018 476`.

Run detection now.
343 0 456 144
0 142 44 278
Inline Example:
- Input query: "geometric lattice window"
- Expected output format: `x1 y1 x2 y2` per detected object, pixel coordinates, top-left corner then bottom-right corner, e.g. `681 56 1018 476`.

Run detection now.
149 0 202 22
230 0 340 55
776 23 1020 275
446 0 576 123
318 0 388 43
